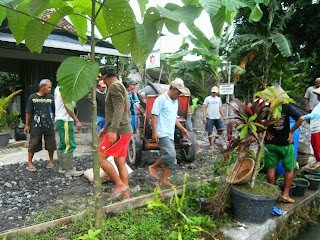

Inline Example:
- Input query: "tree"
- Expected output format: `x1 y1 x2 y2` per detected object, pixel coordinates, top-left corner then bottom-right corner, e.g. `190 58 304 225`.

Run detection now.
0 0 267 226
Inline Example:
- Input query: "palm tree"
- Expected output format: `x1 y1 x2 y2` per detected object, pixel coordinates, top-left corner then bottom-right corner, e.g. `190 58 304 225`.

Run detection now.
232 0 294 88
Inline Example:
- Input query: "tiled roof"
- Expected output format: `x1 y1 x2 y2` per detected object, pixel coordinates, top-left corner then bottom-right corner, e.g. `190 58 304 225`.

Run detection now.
41 9 76 33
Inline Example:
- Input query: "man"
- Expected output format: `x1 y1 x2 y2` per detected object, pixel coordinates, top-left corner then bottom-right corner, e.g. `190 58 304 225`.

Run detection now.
305 78 320 112
96 80 107 133
303 87 320 169
127 79 139 132
24 79 56 171
264 86 304 203
203 86 226 147
148 78 189 187
98 65 132 200
54 86 83 177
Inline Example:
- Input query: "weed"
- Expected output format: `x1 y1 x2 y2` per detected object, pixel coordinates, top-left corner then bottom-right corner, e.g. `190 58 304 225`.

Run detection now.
79 229 101 240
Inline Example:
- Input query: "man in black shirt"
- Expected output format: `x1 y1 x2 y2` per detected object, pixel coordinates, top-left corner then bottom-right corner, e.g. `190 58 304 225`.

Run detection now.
24 79 56 171
264 86 304 203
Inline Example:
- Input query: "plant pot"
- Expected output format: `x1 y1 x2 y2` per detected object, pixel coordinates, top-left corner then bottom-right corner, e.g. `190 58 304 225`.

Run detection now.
304 168 320 176
227 158 255 184
0 131 10 147
232 181 279 224
304 174 320 191
292 179 310 197
276 180 296 197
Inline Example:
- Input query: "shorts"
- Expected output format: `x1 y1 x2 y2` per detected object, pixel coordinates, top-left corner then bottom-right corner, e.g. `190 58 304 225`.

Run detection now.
158 137 176 169
205 118 224 133
56 120 76 153
99 133 132 158
28 134 57 153
264 144 296 170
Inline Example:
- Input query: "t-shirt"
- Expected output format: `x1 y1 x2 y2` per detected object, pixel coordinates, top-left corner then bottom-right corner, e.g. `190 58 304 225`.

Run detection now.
104 80 132 135
305 86 319 111
54 86 74 122
128 91 138 115
96 90 106 117
192 97 199 114
303 103 320 134
151 93 178 140
265 104 302 146
25 93 55 135
203 95 222 119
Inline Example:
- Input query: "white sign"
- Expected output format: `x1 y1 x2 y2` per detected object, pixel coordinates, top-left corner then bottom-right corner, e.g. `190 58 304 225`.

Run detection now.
146 50 160 69
220 84 234 95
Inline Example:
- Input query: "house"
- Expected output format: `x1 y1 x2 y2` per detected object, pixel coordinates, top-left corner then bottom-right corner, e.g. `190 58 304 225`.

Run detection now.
0 10 129 123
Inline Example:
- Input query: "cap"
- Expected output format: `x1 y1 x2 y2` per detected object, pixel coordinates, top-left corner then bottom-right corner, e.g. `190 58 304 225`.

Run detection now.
313 87 320 95
98 80 106 87
100 65 116 78
315 78 320 83
170 78 187 94
128 79 138 85
211 86 219 93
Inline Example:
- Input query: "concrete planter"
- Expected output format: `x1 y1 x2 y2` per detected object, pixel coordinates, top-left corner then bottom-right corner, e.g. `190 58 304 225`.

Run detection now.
232 181 279 224
0 130 10 147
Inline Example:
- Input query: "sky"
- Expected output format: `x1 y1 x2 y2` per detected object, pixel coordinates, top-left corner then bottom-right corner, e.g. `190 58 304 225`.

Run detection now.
129 0 213 55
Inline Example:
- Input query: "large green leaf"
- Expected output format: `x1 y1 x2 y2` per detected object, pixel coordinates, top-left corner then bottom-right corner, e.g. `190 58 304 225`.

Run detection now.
157 4 200 24
167 50 189 59
210 6 226 37
249 3 263 22
185 23 212 50
172 60 201 70
6 2 31 44
0 0 16 3
25 6 73 53
199 0 222 16
0 5 6 26
134 21 157 54
28 0 50 16
222 0 253 11
69 14 87 45
130 30 149 67
57 57 99 103
182 0 200 6
164 18 180 35
102 0 135 54
47 0 68 9
270 33 292 57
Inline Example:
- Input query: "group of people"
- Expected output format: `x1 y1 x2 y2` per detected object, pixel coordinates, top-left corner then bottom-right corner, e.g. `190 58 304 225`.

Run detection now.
22 68 320 203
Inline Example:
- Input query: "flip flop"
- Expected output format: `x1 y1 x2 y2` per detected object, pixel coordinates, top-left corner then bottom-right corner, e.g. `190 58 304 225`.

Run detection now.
271 206 283 216
280 196 295 203
26 166 37 172
46 164 54 169
108 186 129 202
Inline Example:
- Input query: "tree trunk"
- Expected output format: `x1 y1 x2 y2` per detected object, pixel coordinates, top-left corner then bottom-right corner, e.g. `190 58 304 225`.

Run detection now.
91 1 103 226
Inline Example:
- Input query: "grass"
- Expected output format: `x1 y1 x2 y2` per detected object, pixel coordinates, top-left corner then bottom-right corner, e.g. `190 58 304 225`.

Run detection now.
234 181 279 196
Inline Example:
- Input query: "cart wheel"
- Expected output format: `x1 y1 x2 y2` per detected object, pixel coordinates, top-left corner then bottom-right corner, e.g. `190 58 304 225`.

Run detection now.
180 131 197 162
126 134 142 166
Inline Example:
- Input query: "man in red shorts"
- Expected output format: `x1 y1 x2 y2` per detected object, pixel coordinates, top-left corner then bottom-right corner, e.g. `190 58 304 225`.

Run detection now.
98 65 132 201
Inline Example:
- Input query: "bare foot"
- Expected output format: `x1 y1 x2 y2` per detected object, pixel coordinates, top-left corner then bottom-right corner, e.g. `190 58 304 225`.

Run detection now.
160 181 175 187
120 190 130 200
109 185 129 200
149 166 159 179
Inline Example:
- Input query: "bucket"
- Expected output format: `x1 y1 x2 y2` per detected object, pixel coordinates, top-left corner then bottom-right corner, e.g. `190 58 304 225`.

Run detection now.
276 179 296 197
304 168 320 176
227 158 255 184
275 117 300 178
292 179 310 197
304 174 320 190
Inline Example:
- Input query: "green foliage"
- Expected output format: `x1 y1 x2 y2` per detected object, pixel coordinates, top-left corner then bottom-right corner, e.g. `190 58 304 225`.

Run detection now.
79 229 101 240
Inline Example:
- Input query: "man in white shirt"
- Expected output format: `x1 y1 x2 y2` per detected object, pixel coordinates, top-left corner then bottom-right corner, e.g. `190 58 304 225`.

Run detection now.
305 78 320 112
203 86 226 147
54 86 83 177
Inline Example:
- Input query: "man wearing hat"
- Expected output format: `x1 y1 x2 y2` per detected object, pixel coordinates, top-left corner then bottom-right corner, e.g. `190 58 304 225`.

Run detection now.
96 80 107 133
303 87 320 169
305 78 320 112
127 79 139 132
203 86 226 147
98 65 132 200
148 78 189 186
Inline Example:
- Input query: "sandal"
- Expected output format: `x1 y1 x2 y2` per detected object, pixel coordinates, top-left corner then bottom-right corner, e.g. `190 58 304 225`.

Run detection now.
280 196 295 203
46 163 54 169
26 166 37 172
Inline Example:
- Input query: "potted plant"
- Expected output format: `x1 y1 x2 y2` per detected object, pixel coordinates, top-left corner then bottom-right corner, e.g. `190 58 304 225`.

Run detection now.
218 87 295 223
0 89 23 147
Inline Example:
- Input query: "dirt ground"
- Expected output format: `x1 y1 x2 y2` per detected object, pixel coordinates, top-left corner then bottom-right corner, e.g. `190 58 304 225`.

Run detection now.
0 132 221 233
